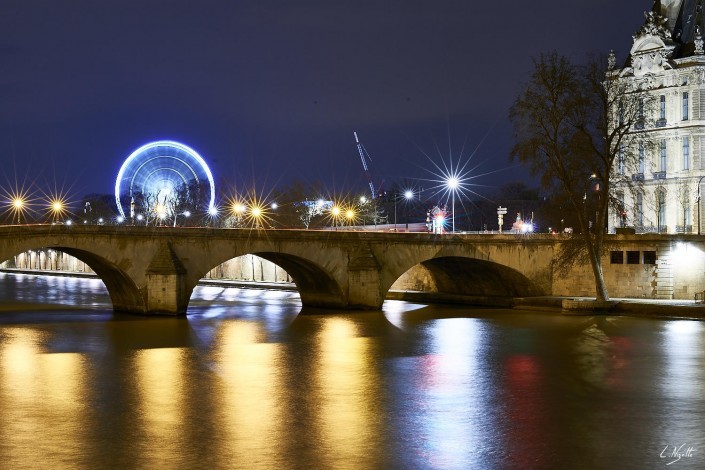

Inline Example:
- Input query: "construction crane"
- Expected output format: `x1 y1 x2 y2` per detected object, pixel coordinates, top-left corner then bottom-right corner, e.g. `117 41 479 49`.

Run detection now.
354 131 376 199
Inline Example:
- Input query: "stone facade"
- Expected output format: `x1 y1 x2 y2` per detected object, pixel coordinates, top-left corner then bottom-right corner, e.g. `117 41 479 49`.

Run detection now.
610 1 705 235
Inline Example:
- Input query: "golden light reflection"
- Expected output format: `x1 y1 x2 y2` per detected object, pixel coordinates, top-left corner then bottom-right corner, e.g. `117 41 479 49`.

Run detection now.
134 347 186 467
314 318 379 467
0 329 88 467
215 322 284 467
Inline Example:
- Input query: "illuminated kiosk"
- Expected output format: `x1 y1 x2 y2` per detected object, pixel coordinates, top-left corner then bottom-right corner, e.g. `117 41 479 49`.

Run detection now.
115 141 216 221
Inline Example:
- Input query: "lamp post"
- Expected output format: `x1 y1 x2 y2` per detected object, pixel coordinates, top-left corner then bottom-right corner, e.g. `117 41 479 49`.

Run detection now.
208 206 219 227
446 177 458 232
331 205 341 230
404 190 413 231
698 175 705 235
50 200 63 224
359 196 367 227
392 190 398 232
12 197 24 224
251 206 263 228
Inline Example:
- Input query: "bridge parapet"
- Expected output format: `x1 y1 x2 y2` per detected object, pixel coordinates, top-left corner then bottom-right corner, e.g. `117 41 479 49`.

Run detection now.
1 225 699 313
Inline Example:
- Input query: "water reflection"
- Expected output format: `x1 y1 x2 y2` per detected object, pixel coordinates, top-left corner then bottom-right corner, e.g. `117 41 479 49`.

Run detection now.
314 318 381 468
0 273 703 468
421 318 486 468
0 328 89 468
134 347 188 468
214 322 285 468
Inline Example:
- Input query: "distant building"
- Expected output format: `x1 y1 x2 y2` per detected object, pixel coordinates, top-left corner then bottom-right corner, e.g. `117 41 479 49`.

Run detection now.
610 1 705 234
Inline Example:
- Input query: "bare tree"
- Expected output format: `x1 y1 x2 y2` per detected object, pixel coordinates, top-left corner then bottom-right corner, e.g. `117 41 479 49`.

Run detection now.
675 178 693 233
294 200 327 229
509 52 652 301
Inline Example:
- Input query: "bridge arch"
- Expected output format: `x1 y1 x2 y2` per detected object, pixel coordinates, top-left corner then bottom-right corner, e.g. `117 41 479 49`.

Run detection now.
184 249 347 310
384 255 544 301
1 245 146 314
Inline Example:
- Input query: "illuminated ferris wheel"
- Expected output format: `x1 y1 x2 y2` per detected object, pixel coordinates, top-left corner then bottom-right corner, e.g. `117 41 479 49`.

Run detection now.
114 140 216 219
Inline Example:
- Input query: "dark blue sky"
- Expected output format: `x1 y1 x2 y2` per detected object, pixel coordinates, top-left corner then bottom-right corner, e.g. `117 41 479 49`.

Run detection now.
1 0 650 199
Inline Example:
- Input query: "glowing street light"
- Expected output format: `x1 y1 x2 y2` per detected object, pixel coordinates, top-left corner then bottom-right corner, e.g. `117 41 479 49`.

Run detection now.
11 197 25 224
446 177 459 232
331 205 341 230
403 189 415 231
345 208 355 226
155 204 167 221
231 202 246 215
48 199 68 223
249 204 265 228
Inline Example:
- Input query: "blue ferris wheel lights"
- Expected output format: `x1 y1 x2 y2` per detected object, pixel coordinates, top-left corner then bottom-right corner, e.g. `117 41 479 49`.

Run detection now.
115 140 217 218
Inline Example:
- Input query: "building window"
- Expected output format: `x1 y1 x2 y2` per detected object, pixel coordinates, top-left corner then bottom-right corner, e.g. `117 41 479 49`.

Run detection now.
683 92 689 120
660 139 667 171
643 251 656 264
618 145 625 174
627 251 640 264
660 95 666 120
639 144 645 174
637 192 643 226
610 251 624 264
683 136 690 170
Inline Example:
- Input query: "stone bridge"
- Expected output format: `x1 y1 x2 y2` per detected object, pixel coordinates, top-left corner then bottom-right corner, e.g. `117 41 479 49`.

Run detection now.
1 226 700 314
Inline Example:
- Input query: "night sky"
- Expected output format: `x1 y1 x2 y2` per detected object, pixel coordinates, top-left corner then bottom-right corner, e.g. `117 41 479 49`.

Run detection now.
1 0 651 200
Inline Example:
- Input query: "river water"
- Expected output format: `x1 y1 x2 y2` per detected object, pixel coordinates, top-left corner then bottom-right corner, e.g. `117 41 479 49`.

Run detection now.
0 272 703 469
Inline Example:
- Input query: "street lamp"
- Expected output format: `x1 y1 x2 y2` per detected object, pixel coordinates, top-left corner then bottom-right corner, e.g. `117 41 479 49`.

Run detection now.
249 205 264 228
331 205 341 230
393 190 398 231
345 208 355 227
698 175 705 234
208 205 219 227
446 177 459 232
404 190 414 231
12 197 25 224
49 199 66 223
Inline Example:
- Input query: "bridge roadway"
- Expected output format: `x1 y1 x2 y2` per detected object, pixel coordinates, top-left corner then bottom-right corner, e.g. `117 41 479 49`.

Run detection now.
0 224 565 314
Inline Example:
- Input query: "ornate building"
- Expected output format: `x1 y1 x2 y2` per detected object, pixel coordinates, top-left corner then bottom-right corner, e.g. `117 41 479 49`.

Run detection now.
610 0 705 234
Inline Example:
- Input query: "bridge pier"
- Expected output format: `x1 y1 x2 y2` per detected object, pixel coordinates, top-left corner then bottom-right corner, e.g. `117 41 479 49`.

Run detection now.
346 249 384 309
144 243 189 315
